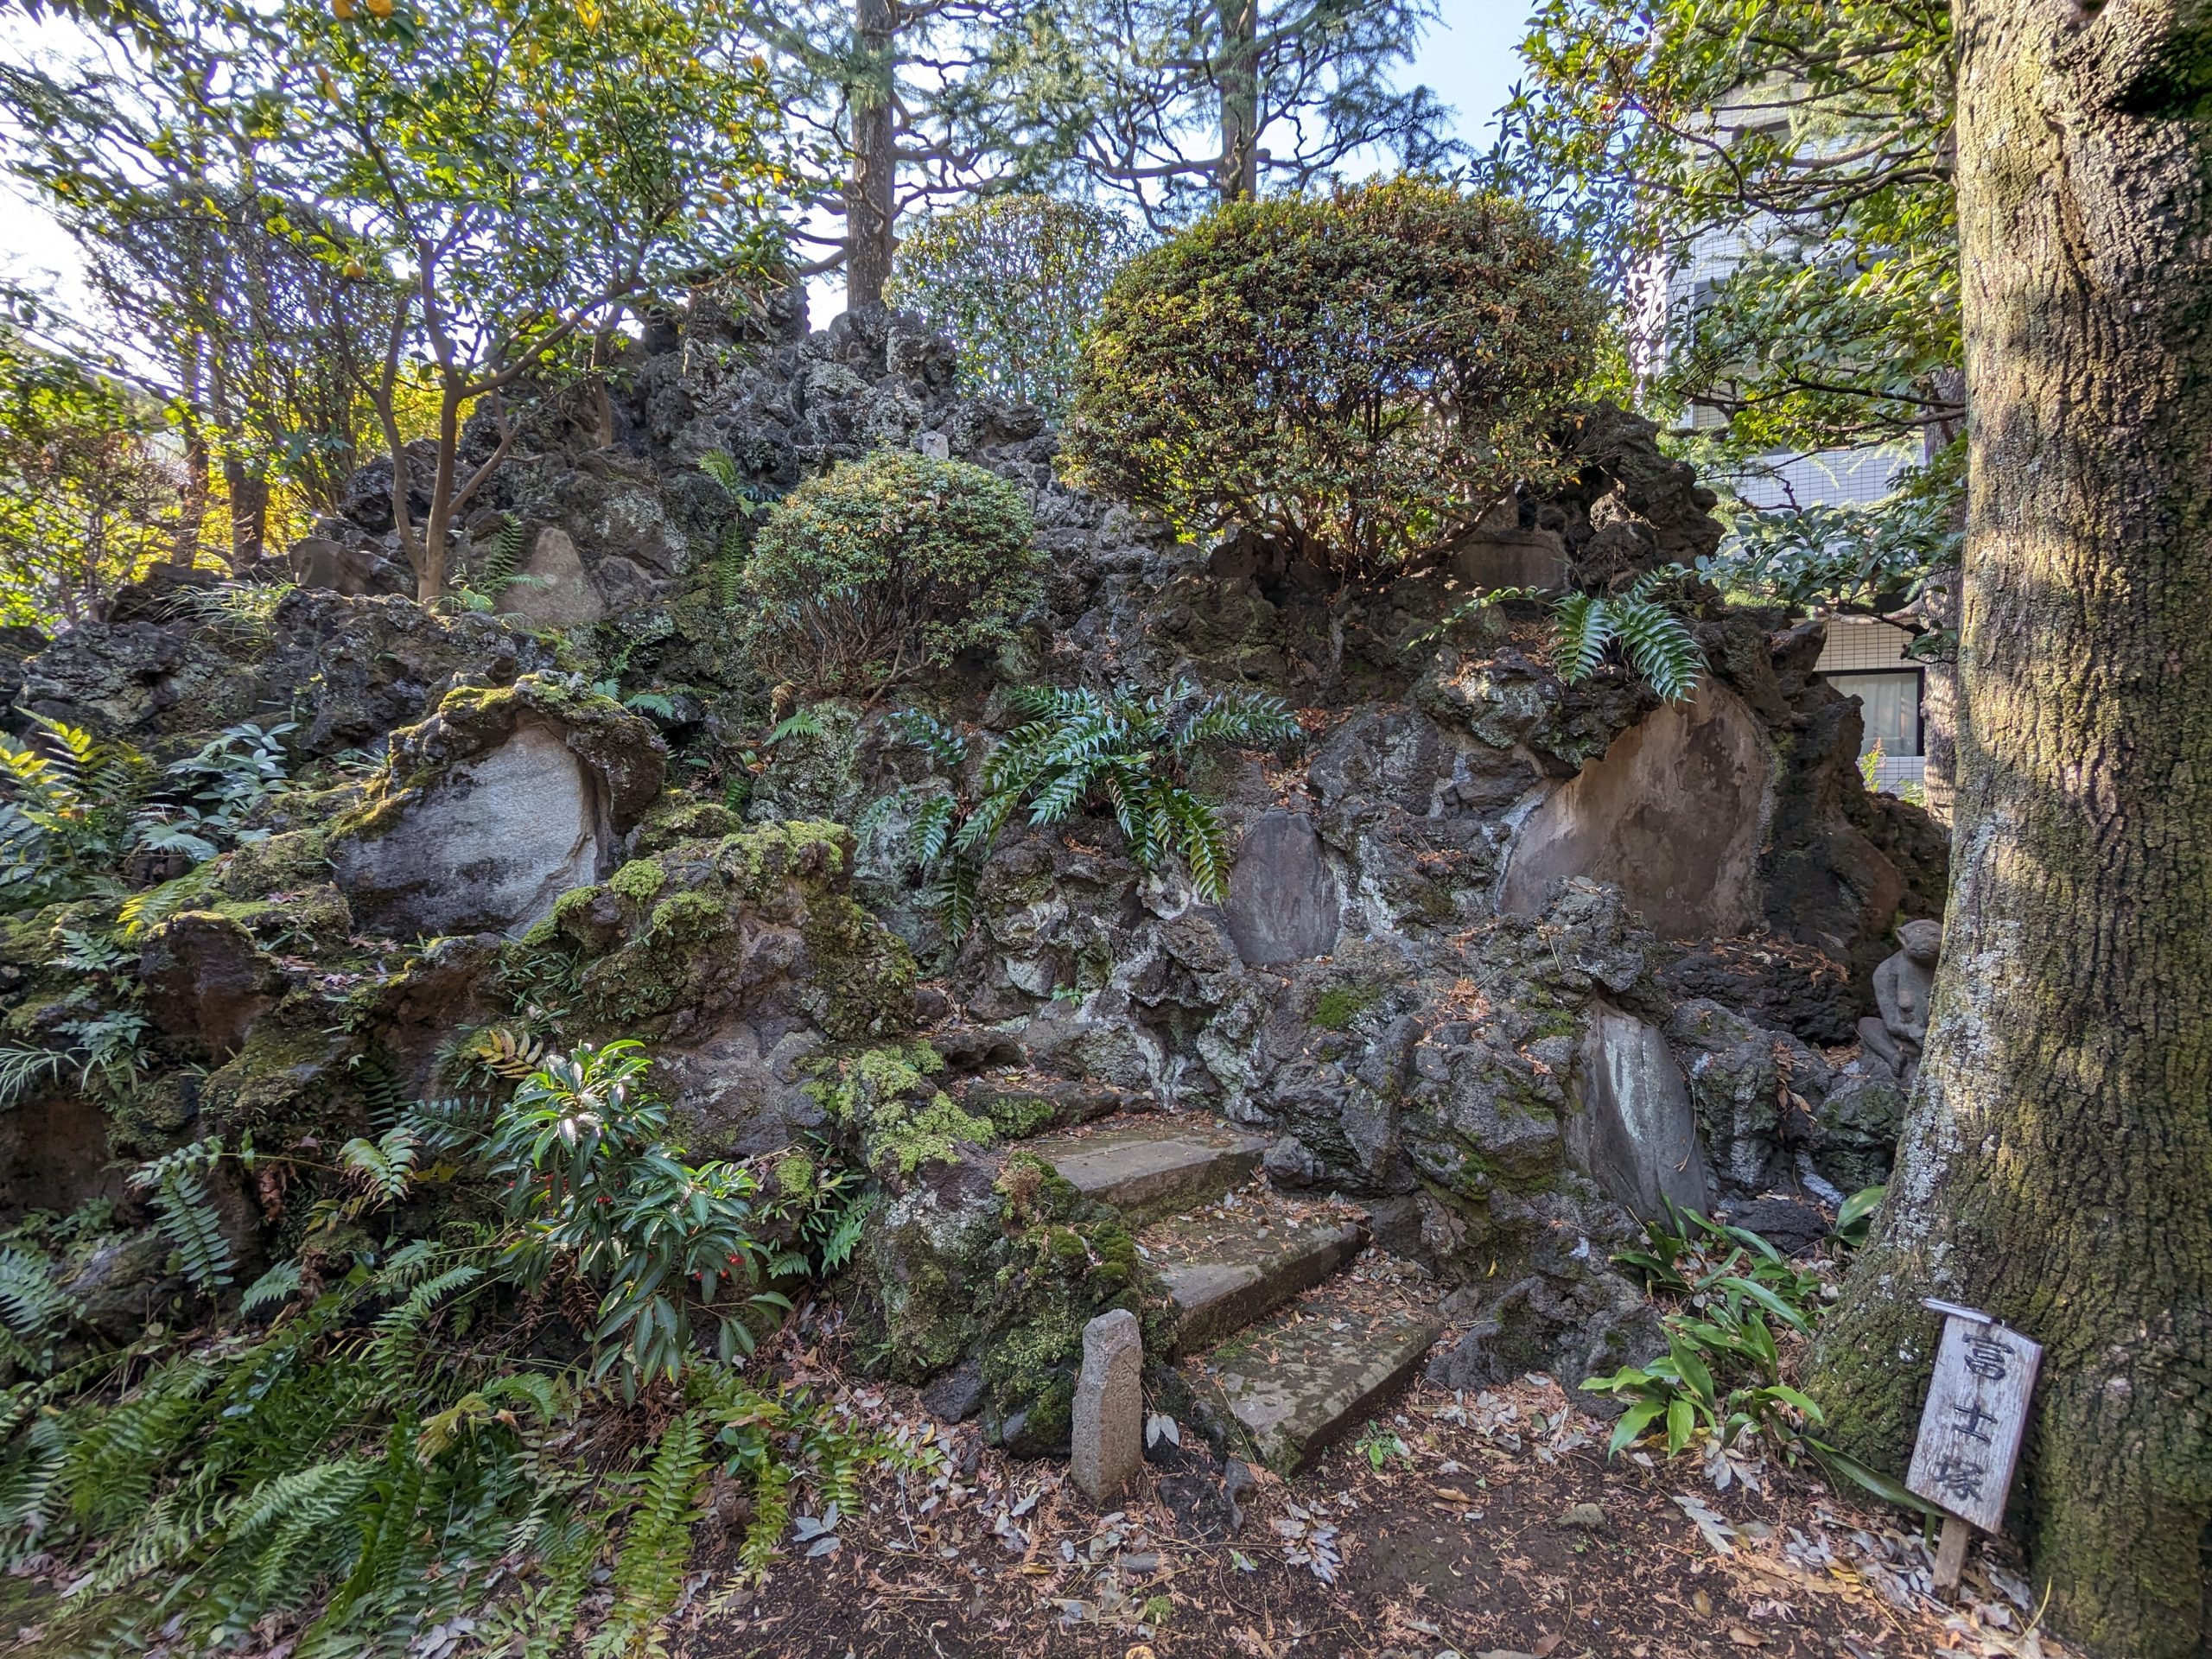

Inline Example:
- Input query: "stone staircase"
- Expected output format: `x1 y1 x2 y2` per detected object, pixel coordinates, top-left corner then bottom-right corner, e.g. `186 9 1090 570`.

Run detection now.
1020 1115 1443 1475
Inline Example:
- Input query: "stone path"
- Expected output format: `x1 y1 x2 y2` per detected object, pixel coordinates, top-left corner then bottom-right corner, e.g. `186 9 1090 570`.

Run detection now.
1025 1114 1442 1476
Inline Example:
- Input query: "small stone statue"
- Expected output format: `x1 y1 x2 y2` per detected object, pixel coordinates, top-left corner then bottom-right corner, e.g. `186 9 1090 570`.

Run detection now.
1858 918 1942 1087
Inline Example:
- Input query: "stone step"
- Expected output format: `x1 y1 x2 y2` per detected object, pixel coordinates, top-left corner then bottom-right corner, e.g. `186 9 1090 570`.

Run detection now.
1200 1282 1443 1476
1023 1118 1271 1228
1144 1206 1366 1356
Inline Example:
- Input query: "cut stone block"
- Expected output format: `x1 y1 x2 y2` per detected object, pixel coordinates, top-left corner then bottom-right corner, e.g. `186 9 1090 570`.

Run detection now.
1206 1286 1441 1476
1071 1308 1143 1502
1026 1120 1271 1227
1147 1213 1366 1355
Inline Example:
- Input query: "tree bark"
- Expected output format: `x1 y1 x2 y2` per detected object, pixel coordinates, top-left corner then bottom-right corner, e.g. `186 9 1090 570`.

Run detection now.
843 0 899 308
222 457 267 569
1217 0 1260 200
1810 3 2212 1654
171 404 210 569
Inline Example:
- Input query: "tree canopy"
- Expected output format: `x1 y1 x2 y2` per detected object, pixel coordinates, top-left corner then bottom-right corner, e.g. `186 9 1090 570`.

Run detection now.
1497 0 1960 614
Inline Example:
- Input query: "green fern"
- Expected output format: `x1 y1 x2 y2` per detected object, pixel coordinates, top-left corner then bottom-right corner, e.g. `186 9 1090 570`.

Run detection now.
888 709 970 769
0 1248 76 1374
873 679 1294 939
697 449 741 496
1413 569 1705 702
589 1410 708 1659
240 1259 302 1313
130 1141 236 1291
715 520 748 611
482 514 526 595
341 1127 420 1205
1606 570 1706 702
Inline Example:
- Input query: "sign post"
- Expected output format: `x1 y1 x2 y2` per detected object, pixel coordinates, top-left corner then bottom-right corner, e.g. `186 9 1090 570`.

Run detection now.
1904 1299 2042 1592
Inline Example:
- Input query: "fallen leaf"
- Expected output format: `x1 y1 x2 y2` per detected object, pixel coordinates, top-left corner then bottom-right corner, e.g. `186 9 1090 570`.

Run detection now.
1727 1630 1765 1649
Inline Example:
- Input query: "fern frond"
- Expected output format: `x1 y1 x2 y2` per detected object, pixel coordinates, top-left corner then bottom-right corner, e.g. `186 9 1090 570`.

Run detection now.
715 522 748 610
766 709 824 746
145 1166 236 1291
887 708 969 769
1609 595 1705 702
737 1455 790 1580
483 516 526 595
1175 687 1300 753
342 1128 419 1206
932 859 982 944
906 795 957 868
1551 590 1617 683
697 449 741 496
470 1026 548 1082
241 1259 303 1313
1171 791 1233 901
589 1410 707 1658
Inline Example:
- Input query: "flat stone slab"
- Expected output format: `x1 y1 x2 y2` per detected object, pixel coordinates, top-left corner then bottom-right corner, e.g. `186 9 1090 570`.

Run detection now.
1205 1284 1442 1476
1147 1210 1366 1356
1026 1119 1270 1227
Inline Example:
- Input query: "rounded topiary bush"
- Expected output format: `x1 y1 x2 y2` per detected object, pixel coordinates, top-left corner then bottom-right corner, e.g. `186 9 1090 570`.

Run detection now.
1062 177 1602 578
737 448 1041 697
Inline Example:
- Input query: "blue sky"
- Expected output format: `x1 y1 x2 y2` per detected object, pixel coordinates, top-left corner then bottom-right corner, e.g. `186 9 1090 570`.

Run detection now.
1412 0 1536 153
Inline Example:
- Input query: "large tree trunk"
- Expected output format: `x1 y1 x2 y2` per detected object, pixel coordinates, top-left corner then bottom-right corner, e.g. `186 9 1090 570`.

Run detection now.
1809 3 2212 1654
843 0 898 309
1217 0 1260 200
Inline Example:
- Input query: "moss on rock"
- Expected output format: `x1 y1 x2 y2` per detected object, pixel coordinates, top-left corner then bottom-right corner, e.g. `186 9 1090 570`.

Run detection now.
845 1147 1169 1456
530 820 914 1046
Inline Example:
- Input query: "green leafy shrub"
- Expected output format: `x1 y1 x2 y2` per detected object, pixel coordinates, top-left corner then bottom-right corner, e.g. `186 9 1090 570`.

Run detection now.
0 1039 930 1652
737 448 1041 698
490 1040 794 1395
0 714 294 911
1582 1201 1931 1513
1582 1204 1825 1468
887 194 1141 414
1063 177 1602 577
880 679 1300 941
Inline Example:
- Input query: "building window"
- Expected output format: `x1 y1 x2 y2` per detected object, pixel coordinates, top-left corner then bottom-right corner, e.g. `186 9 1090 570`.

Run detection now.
1814 617 1927 797
1826 669 1923 757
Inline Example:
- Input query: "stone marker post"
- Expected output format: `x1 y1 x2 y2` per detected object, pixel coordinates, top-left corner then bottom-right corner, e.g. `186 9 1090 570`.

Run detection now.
1071 1308 1143 1502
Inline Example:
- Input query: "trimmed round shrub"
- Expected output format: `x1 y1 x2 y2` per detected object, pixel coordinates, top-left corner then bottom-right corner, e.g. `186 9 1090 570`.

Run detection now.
1061 178 1603 578
738 449 1040 697
887 194 1141 416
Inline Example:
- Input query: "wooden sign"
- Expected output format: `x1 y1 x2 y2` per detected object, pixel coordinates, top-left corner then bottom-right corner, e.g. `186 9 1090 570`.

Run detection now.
1905 1299 2042 1589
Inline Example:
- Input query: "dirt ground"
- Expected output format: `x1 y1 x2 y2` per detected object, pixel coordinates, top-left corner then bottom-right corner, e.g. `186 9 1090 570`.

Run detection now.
669 1332 2071 1659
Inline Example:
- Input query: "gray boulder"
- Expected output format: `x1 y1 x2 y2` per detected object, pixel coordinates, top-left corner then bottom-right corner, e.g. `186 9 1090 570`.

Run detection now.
328 675 664 938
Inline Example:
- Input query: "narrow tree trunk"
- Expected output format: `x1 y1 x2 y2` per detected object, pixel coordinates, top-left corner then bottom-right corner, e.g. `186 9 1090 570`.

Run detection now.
1217 0 1260 200
413 381 464 604
222 457 267 569
843 0 899 309
172 406 210 569
1810 4 2212 1655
